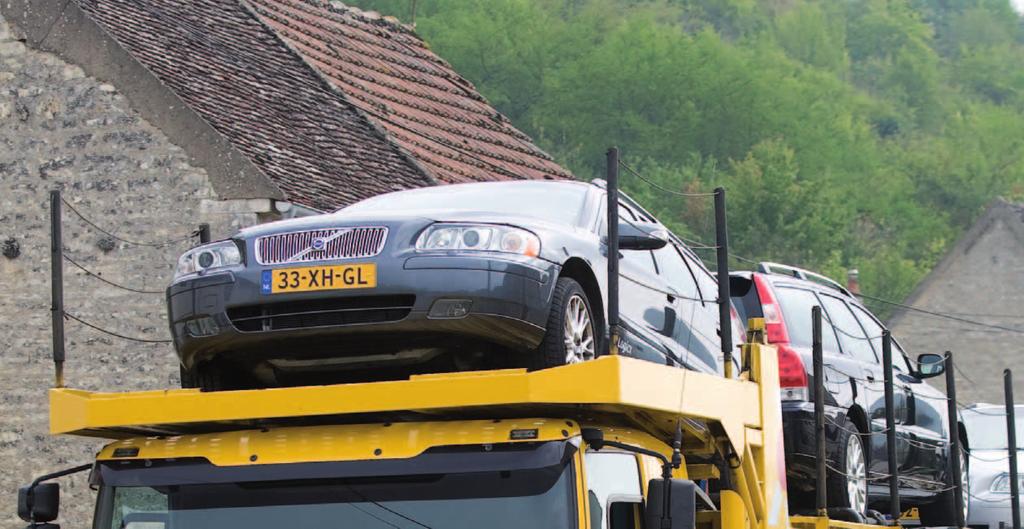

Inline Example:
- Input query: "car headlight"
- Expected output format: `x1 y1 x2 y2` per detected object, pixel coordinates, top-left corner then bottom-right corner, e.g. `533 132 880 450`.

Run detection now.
175 241 242 279
991 473 1024 493
416 224 540 257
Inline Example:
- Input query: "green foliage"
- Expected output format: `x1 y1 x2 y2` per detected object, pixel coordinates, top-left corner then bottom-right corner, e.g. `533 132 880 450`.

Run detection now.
353 0 1024 310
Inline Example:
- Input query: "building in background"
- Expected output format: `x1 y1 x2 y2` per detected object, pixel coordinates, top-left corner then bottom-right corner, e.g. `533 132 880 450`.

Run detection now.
888 199 1024 405
0 1 570 526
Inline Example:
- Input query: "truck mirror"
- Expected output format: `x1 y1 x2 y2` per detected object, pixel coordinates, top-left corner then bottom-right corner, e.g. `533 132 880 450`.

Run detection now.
18 483 59 524
617 221 668 251
645 478 696 529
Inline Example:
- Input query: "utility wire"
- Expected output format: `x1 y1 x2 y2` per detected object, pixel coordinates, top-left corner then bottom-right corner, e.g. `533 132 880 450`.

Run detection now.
856 292 1024 335
63 311 172 344
63 254 165 294
953 362 977 385
617 160 718 197
61 198 199 248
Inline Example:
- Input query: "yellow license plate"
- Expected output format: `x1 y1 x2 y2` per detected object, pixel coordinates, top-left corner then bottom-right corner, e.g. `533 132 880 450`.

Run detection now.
261 264 377 294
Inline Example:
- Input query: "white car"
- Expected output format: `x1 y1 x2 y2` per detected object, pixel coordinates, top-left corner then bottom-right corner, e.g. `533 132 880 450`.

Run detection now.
965 404 1024 529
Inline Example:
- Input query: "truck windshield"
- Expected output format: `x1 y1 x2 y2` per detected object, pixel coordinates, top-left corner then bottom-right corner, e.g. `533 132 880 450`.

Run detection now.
95 460 575 529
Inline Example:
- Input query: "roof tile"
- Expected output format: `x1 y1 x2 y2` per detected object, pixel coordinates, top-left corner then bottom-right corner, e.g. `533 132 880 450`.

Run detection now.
71 0 572 211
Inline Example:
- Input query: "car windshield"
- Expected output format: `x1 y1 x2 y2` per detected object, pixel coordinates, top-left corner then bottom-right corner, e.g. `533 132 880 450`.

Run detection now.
339 183 589 226
96 462 576 529
964 406 1024 450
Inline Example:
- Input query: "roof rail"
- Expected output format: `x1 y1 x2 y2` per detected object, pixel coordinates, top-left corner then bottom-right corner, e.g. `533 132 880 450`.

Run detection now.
756 262 851 297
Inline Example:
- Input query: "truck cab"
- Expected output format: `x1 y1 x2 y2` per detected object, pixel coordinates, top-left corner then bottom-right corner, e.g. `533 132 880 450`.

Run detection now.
89 419 677 529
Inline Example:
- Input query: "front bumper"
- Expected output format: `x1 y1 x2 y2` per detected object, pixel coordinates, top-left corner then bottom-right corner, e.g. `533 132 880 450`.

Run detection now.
168 254 559 371
969 496 1017 529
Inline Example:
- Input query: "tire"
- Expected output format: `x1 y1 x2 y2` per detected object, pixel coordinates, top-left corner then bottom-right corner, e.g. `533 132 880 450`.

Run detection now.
826 417 869 516
919 444 969 527
531 277 597 370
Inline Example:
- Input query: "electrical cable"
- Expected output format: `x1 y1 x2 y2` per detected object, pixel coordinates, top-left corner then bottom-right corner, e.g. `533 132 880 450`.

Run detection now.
63 311 173 344
61 198 199 248
856 292 1024 335
63 254 165 294
617 159 718 197
953 363 977 385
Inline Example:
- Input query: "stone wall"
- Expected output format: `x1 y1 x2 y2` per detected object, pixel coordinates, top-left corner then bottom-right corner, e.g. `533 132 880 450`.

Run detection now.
0 14 267 529
889 214 1024 406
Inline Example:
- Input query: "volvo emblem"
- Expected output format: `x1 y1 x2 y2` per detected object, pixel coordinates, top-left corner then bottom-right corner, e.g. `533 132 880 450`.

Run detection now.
311 237 327 251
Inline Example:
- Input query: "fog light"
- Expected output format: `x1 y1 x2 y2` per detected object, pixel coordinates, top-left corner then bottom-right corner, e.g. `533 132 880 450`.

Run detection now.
185 316 219 337
428 299 472 319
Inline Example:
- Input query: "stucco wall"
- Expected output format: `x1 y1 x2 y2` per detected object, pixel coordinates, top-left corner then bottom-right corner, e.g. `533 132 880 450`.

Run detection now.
889 215 1024 405
0 13 268 529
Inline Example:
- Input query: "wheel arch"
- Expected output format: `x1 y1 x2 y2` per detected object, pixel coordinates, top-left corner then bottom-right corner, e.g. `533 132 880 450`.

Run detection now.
846 404 870 436
559 257 605 338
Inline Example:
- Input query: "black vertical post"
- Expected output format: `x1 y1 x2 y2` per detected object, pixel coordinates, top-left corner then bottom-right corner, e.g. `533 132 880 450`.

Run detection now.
1006 369 1020 529
714 187 733 378
49 190 65 388
945 352 966 528
813 306 827 516
882 330 900 522
198 223 211 244
606 148 620 356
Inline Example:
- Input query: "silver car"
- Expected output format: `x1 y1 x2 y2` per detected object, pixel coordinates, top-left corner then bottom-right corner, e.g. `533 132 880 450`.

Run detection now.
965 404 1024 529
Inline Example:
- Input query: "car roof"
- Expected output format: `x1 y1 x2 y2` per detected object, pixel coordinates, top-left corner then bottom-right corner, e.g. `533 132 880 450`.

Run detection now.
730 264 863 307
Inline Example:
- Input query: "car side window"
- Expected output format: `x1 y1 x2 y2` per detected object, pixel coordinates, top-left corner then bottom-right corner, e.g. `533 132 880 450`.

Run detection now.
599 201 658 277
849 304 911 373
890 337 913 374
819 294 877 364
652 243 699 299
774 287 840 353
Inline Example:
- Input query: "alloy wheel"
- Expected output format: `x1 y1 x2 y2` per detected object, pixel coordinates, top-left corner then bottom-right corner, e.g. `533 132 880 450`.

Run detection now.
563 294 595 364
846 433 868 514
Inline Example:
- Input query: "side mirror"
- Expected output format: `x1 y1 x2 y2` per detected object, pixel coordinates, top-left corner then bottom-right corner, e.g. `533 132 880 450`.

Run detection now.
18 483 59 524
645 478 697 529
617 221 668 251
917 353 945 379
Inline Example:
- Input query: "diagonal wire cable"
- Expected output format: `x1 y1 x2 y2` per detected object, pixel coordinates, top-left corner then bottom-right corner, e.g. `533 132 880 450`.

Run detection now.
63 311 172 344
61 198 199 248
617 159 718 197
63 254 165 294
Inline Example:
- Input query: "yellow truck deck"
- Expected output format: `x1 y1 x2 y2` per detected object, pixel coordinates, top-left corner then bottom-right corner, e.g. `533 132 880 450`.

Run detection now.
45 325 887 529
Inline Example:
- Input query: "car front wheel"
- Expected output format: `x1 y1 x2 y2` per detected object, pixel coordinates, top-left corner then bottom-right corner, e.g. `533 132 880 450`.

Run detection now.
532 277 597 369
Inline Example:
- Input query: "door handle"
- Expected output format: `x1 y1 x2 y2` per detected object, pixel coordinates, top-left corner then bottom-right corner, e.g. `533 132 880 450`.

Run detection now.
865 372 876 382
666 293 676 304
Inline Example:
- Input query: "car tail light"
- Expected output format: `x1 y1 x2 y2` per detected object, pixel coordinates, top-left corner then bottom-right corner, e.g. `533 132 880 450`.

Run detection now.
777 343 808 401
752 274 790 344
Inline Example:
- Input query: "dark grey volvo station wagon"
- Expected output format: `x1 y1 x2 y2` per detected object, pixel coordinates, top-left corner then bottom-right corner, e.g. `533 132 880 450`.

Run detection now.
168 180 739 390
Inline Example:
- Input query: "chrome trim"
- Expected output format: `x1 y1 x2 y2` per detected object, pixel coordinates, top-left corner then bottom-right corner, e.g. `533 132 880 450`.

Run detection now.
254 227 388 265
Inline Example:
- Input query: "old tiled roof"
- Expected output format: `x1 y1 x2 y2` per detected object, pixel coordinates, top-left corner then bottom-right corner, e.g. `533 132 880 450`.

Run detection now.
247 0 573 184
73 0 572 211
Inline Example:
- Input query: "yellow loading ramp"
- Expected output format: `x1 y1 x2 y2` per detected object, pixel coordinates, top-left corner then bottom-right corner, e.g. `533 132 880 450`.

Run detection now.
48 325 883 529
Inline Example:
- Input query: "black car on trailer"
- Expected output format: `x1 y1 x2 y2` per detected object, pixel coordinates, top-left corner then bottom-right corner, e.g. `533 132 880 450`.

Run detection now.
730 263 967 525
